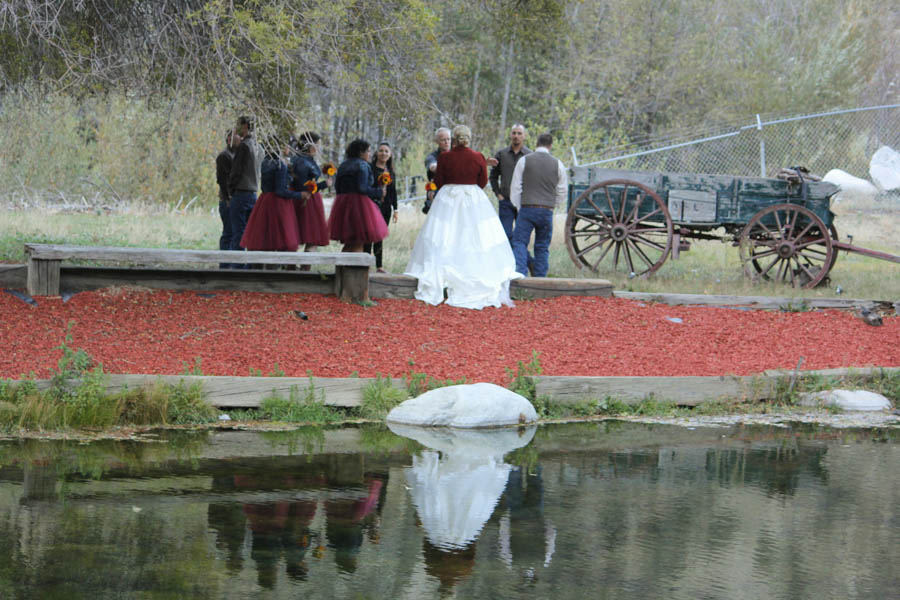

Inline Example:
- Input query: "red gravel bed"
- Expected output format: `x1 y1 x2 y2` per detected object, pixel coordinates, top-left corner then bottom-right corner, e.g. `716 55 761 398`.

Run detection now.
1 289 897 383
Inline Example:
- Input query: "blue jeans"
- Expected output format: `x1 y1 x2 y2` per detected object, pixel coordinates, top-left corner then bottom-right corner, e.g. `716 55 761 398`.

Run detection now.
229 190 257 268
498 199 517 245
218 198 233 268
512 206 553 277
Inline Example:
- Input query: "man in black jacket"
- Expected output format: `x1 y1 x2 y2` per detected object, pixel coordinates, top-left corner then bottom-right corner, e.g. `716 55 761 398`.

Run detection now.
227 116 263 266
216 128 240 265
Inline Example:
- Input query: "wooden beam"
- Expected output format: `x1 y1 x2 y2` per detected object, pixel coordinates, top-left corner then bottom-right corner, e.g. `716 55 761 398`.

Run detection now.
534 375 778 406
24 244 374 267
24 374 407 408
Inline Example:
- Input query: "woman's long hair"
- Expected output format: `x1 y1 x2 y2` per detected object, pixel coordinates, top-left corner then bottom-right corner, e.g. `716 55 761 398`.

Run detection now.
371 141 394 175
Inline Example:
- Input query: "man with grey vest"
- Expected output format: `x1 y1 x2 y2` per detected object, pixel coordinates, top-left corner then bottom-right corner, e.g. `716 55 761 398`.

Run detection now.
227 115 263 267
509 133 567 277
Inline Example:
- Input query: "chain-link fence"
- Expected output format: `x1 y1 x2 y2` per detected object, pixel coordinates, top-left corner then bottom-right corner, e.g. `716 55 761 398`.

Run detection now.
574 105 900 181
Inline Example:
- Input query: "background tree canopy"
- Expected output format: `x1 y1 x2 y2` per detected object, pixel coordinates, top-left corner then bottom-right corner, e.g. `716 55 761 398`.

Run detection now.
0 0 897 202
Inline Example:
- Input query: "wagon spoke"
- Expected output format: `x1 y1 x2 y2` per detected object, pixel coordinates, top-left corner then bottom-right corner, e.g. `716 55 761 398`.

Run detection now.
776 257 789 283
585 197 610 224
570 229 607 238
627 238 657 269
575 237 608 259
573 212 607 228
604 187 616 222
749 247 778 260
795 238 828 251
792 219 816 242
631 232 668 252
757 255 781 278
612 240 622 269
773 210 784 236
591 240 616 271
794 257 819 282
632 207 662 224
782 208 798 238
618 185 628 222
625 193 643 224
623 239 636 274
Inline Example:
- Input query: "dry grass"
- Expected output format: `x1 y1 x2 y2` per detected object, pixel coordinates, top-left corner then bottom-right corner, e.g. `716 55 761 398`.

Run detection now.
2 194 898 299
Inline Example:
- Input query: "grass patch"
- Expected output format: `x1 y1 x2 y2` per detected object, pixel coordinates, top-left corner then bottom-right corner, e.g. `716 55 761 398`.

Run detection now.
0 324 219 430
356 375 408 420
258 380 342 424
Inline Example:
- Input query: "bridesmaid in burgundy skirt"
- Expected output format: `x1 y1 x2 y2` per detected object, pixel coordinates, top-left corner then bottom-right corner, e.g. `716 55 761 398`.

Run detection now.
328 139 389 252
240 144 303 252
290 132 331 252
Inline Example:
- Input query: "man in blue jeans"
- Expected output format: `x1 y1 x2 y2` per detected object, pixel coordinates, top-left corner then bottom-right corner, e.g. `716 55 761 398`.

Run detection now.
488 124 531 243
508 133 568 277
227 115 263 268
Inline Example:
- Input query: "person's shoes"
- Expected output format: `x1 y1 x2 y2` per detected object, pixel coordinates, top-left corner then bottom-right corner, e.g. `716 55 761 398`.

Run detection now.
376 268 387 273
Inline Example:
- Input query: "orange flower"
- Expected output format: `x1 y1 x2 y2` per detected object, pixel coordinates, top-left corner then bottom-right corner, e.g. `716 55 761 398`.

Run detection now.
322 163 336 177
304 180 317 194
425 181 436 192
378 171 392 186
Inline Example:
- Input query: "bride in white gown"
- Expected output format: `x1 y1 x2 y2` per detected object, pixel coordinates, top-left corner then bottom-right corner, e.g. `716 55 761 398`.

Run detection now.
405 125 523 309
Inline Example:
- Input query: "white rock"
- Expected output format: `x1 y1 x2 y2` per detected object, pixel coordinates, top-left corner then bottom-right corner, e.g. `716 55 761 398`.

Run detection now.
869 145 900 191
386 382 537 428
823 169 878 200
798 389 892 411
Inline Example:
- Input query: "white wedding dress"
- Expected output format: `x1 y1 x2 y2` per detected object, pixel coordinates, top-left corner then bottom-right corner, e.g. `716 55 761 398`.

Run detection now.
405 184 523 309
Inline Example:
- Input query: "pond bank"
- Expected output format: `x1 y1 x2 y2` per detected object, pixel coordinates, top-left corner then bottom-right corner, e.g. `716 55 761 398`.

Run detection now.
15 366 900 409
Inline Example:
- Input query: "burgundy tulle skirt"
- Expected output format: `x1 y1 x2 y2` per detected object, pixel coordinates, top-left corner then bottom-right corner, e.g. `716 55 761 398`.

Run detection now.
240 192 300 251
294 191 330 246
328 193 390 244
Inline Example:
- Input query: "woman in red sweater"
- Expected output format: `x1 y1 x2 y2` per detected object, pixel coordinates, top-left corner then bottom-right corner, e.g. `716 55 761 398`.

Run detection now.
405 125 521 309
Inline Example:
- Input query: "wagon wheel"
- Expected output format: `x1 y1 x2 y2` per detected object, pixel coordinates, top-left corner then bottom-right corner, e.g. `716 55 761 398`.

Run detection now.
565 179 673 277
739 203 834 288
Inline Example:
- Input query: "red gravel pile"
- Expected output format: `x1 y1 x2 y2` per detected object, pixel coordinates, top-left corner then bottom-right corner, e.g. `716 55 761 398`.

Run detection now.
2 289 897 383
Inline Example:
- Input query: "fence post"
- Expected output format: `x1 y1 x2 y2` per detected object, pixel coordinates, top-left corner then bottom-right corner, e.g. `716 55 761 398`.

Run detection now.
756 114 766 177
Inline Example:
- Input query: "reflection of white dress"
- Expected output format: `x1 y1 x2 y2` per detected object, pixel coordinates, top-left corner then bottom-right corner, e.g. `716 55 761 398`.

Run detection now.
388 424 537 550
405 184 523 309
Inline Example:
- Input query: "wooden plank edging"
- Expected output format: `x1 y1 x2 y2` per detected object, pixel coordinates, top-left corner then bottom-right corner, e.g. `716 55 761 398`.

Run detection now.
10 367 897 410
534 367 900 406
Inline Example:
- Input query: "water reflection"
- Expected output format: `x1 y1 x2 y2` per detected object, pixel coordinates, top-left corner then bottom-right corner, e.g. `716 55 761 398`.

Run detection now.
389 425 537 594
0 424 897 599
204 453 390 588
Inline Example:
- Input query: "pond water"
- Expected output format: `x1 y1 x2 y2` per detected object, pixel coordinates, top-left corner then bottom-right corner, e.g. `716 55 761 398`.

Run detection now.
0 422 897 599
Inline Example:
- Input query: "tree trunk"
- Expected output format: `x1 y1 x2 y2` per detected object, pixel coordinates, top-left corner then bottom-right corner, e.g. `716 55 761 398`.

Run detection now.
499 39 515 135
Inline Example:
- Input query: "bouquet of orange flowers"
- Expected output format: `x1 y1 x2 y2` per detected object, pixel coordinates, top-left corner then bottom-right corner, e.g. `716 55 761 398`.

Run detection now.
322 163 336 177
304 180 318 194
425 181 436 192
378 171 392 186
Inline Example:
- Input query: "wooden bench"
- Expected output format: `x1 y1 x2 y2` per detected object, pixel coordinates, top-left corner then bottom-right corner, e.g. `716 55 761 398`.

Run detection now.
24 243 375 302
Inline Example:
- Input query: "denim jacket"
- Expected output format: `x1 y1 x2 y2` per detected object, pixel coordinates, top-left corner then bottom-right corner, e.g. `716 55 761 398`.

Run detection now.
260 158 305 200
335 158 383 199
290 153 327 191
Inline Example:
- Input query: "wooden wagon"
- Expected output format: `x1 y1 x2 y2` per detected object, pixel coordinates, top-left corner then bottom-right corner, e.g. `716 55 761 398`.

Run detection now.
565 167 900 288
